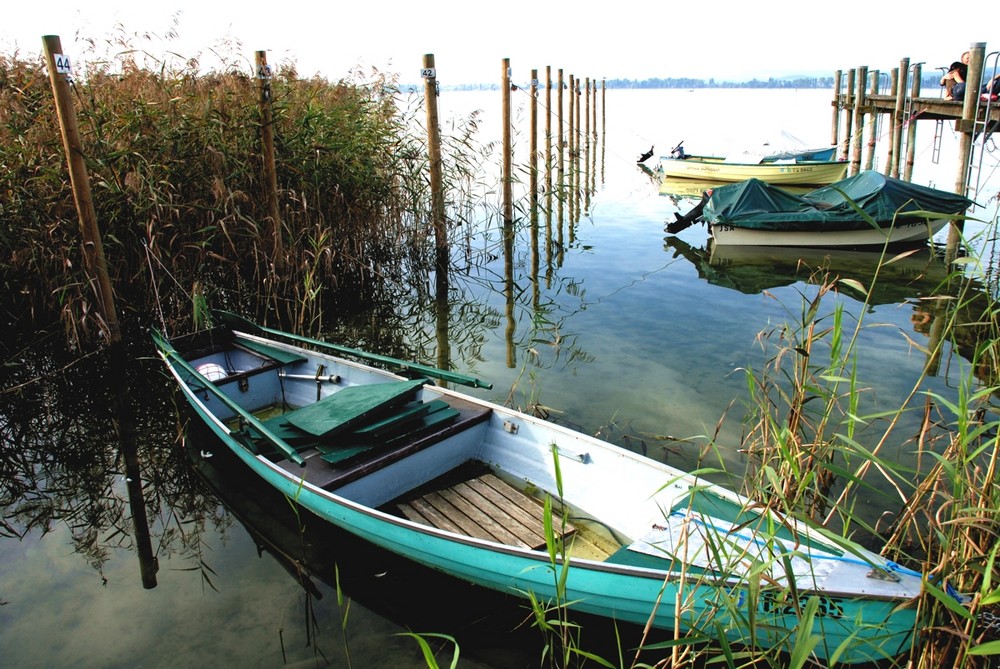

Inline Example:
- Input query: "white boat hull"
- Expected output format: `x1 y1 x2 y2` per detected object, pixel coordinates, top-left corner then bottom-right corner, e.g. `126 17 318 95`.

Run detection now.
710 218 949 247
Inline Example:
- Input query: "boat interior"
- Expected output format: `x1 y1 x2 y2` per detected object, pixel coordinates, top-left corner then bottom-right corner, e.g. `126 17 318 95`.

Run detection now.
170 326 866 574
173 326 616 555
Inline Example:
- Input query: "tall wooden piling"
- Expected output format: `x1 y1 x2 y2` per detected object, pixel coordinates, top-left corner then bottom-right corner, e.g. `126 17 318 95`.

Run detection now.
422 54 450 377
831 70 842 148
502 58 513 225
865 71 880 171
903 63 922 181
947 42 988 259
42 35 122 345
840 69 855 160
255 50 285 274
890 59 909 178
850 67 868 175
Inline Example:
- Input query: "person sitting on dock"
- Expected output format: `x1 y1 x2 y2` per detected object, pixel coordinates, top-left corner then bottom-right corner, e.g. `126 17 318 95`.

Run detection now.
941 51 970 100
952 71 1000 102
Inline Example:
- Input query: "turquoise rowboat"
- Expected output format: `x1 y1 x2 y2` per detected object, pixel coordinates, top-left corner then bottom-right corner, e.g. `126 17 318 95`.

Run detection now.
153 312 926 665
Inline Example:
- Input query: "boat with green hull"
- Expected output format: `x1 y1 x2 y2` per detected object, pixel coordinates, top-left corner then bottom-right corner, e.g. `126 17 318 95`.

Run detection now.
153 312 927 665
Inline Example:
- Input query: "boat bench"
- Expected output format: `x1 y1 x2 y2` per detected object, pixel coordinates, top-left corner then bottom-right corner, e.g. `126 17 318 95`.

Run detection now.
268 393 492 491
246 378 475 476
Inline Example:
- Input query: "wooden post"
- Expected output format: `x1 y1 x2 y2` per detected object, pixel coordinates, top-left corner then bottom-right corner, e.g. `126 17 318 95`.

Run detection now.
545 65 552 211
530 70 540 312
255 51 284 274
946 42 987 260
530 69 539 203
502 58 513 225
903 63 922 181
884 68 899 175
42 35 122 345
584 76 591 211
423 55 450 377
831 70 842 147
557 68 565 246
850 66 868 176
568 74 575 223
839 69 855 160
865 70 880 171
890 58 909 178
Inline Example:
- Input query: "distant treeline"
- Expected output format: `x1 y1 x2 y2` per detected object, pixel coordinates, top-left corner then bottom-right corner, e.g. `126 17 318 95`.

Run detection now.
433 74 950 92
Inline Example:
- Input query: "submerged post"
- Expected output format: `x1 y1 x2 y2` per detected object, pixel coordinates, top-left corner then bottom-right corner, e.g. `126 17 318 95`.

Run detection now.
42 35 122 345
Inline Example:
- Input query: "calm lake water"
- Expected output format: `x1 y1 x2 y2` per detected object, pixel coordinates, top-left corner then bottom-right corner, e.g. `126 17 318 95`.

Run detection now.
2 87 998 668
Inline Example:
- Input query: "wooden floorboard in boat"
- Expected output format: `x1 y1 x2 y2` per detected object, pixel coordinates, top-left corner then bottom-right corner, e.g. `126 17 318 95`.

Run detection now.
398 473 576 550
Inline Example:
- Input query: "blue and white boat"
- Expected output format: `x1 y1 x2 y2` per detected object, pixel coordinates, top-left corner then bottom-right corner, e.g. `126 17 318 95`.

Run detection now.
153 311 925 665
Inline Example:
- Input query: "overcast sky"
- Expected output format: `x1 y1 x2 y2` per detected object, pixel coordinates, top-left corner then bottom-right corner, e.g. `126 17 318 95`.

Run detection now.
2 1 988 85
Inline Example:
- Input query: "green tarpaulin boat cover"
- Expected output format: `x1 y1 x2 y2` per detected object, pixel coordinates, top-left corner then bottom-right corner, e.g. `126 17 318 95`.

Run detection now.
703 171 974 231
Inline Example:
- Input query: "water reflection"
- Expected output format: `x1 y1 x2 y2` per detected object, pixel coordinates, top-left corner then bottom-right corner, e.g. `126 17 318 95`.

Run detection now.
664 238 952 306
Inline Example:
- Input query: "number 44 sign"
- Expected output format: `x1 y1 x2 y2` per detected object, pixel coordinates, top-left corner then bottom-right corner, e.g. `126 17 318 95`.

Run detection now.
53 53 72 74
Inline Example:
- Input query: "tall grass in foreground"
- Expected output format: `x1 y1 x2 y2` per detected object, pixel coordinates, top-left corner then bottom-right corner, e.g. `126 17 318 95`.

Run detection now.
719 235 1000 667
403 230 1000 668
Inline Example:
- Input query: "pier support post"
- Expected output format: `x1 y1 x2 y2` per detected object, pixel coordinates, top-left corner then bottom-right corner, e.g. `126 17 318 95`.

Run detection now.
946 42 988 260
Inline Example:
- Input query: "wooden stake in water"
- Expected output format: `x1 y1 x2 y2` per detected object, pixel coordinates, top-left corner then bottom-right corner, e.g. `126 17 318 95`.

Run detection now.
42 35 122 345
890 59 909 178
851 66 868 176
255 51 285 274
502 58 513 225
422 54 450 378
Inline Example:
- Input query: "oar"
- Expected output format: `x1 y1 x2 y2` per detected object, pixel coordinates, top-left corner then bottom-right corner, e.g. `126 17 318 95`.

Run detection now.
152 329 307 466
214 310 493 390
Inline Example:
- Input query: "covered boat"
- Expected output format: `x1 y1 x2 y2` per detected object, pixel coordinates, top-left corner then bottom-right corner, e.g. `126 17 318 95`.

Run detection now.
153 311 928 665
671 171 974 247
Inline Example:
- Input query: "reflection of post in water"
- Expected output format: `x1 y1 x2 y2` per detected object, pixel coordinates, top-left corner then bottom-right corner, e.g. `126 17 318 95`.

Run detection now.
504 212 516 369
114 354 159 589
921 299 948 377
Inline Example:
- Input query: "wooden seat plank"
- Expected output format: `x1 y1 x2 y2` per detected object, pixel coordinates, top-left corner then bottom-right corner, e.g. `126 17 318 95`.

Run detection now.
438 484 532 547
398 473 576 550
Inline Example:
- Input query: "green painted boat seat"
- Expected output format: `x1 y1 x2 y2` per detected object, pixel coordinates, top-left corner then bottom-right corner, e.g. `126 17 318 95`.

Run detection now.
317 402 459 464
234 338 308 366
284 379 427 438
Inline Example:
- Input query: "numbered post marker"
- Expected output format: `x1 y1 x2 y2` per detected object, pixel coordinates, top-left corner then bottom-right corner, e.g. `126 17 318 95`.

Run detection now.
54 54 72 74
421 68 436 79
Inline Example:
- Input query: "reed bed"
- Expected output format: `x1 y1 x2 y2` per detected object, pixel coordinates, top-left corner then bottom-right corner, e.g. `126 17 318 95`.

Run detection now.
0 36 494 348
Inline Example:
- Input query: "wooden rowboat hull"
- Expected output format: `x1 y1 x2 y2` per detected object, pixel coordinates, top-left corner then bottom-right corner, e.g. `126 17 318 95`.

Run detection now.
153 314 924 664
660 156 849 185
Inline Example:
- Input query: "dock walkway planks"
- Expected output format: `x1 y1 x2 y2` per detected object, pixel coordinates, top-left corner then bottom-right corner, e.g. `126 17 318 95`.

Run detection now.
398 473 576 550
